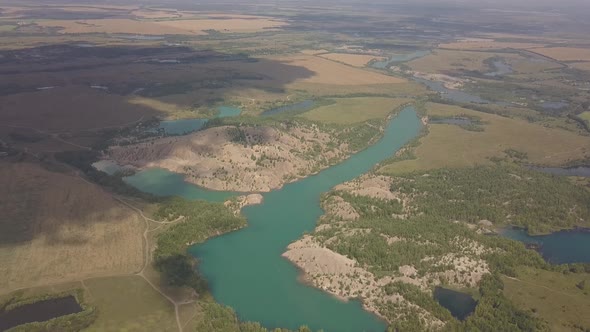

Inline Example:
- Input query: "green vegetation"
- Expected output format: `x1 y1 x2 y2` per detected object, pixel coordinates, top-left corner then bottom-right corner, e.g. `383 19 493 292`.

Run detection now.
195 302 321 332
393 165 590 234
457 273 547 332
153 198 246 291
313 162 590 330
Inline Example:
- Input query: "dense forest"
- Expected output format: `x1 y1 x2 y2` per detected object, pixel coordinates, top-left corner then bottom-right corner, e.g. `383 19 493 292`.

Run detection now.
393 165 590 234
195 301 322 332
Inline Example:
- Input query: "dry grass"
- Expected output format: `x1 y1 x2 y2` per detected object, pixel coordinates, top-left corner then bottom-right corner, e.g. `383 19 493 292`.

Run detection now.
0 162 144 293
154 17 286 33
289 82 429 98
84 275 178 332
0 86 159 133
530 47 590 61
380 103 590 175
407 49 523 73
300 49 330 55
318 53 385 67
570 61 590 71
0 275 179 331
261 54 406 86
131 9 183 19
38 16 287 35
440 40 544 50
301 97 411 124
503 267 590 331
509 58 564 74
38 19 200 35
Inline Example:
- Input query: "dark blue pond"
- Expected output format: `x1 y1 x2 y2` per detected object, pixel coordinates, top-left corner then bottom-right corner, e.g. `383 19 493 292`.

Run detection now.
501 228 590 264
433 287 477 320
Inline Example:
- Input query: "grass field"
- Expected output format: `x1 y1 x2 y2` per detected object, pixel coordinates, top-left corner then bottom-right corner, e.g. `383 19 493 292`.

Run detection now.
0 275 180 331
0 25 15 32
439 40 544 50
300 97 411 124
0 161 143 293
317 53 385 67
579 111 590 124
530 47 590 61
84 275 178 332
269 54 406 85
407 49 524 74
37 16 286 35
380 103 590 175
503 267 590 331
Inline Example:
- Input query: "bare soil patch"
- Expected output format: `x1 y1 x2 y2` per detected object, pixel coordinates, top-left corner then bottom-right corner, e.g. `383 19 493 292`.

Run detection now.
108 124 348 192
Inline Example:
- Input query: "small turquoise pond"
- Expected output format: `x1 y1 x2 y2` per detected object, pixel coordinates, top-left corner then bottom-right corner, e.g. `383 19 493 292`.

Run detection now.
154 106 242 135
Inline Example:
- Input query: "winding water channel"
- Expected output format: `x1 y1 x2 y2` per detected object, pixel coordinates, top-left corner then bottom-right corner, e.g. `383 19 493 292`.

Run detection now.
125 107 421 331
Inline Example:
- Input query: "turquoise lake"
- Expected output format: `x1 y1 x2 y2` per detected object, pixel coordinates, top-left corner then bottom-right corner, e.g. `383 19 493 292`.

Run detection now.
124 107 422 331
124 168 238 202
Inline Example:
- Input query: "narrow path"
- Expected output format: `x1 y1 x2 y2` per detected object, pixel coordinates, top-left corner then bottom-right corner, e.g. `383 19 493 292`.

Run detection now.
114 196 191 332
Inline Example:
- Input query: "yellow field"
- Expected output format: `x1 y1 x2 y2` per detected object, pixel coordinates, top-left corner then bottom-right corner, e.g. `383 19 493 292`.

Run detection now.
267 55 406 85
38 19 198 35
440 40 544 50
380 103 590 174
530 47 590 61
38 16 287 35
301 97 411 124
300 49 330 55
0 162 143 293
570 62 590 71
131 9 183 19
154 17 286 33
503 267 590 331
317 53 385 67
407 49 524 73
